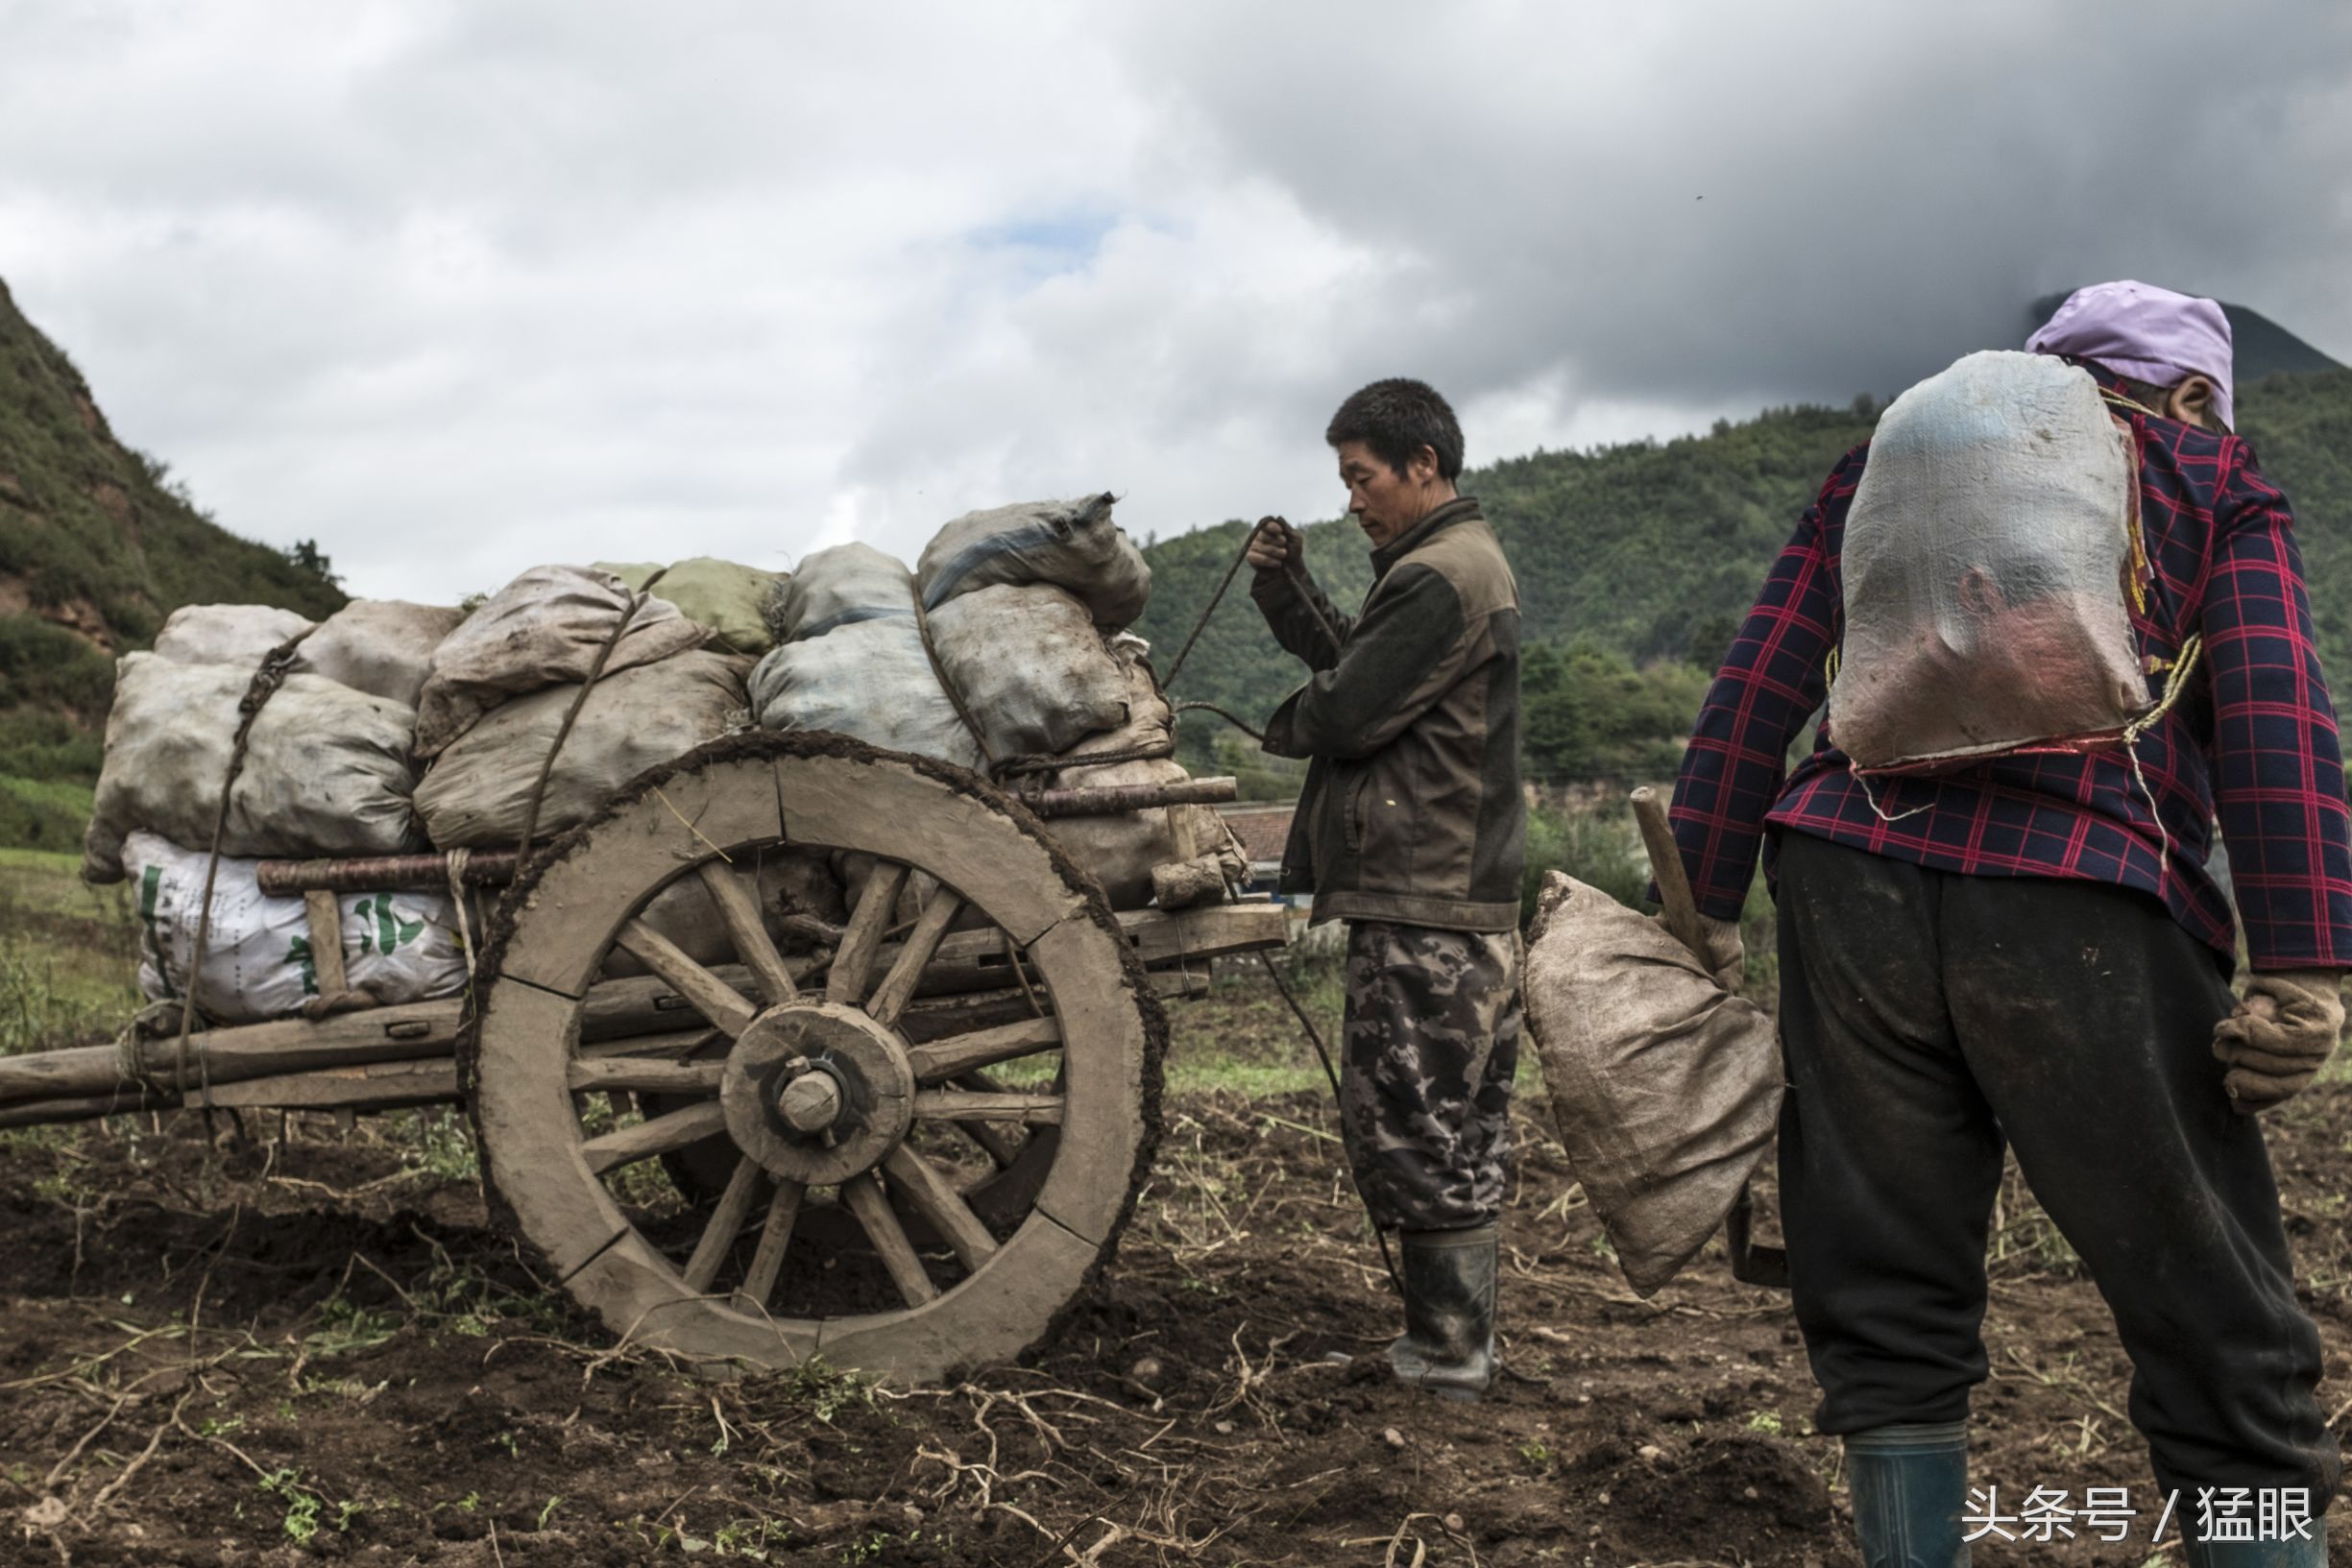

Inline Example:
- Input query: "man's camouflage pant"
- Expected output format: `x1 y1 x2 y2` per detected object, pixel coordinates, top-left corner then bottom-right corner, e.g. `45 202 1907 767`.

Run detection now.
1338 919 1522 1233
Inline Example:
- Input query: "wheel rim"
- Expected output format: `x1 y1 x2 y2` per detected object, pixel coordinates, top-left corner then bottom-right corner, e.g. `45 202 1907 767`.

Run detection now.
463 733 1162 1382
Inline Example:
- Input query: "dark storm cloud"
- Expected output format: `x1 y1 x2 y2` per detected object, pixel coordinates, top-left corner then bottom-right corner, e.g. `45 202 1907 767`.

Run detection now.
1111 0 2352 406
1 2 2343 600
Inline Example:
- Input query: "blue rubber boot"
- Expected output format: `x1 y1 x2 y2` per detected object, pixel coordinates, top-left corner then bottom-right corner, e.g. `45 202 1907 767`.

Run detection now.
2185 1517 2327 1567
1844 1422 1970 1568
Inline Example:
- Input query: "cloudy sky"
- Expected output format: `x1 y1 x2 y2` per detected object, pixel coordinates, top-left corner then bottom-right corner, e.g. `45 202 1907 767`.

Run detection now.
3 1 2347 604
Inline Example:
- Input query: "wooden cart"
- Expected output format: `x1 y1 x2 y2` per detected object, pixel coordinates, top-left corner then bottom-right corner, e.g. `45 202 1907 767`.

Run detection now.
0 734 1287 1383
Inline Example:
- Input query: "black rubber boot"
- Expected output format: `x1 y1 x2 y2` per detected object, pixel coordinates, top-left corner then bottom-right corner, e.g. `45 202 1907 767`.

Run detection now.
1387 1223 1497 1400
2185 1519 2328 1567
1845 1422 1970 1568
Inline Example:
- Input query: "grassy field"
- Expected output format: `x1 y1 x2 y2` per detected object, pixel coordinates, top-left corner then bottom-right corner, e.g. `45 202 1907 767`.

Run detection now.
0 773 94 855
0 843 141 1054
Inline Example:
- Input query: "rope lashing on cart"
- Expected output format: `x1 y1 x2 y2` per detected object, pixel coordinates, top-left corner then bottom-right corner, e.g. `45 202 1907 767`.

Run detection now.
909 591 1002 775
514 567 669 863
990 736 1176 781
156 623 324 1113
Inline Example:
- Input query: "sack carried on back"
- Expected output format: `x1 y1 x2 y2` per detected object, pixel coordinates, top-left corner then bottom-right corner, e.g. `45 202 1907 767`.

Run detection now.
1830 350 2156 773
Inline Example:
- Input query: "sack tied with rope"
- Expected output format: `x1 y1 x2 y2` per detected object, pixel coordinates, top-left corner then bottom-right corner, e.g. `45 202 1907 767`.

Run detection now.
1829 350 2174 775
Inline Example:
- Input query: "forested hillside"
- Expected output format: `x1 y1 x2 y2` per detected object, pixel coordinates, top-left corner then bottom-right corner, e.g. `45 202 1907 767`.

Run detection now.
7 252 2347 838
0 277 344 842
2240 370 2352 662
1142 370 2352 783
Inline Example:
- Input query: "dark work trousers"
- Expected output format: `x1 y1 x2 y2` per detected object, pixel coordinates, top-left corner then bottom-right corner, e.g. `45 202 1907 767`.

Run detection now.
1774 831 2338 1503
1338 919 1522 1232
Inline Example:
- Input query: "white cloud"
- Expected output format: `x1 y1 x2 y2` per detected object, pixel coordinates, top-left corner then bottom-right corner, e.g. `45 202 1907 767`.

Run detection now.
2 0 2345 604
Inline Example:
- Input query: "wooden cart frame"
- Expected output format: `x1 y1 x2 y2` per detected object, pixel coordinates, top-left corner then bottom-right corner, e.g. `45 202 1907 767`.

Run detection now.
0 733 1287 1383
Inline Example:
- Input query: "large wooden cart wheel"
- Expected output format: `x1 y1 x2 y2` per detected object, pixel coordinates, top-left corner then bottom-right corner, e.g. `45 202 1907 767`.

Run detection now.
461 733 1165 1383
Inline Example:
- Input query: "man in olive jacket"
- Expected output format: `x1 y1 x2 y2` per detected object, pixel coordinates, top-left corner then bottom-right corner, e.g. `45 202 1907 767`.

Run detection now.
1249 377 1525 1399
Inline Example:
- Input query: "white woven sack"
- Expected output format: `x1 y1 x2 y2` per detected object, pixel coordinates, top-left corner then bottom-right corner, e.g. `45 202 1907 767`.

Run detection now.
297 600 467 707
1832 350 2150 771
84 653 424 884
124 832 467 1024
153 604 315 668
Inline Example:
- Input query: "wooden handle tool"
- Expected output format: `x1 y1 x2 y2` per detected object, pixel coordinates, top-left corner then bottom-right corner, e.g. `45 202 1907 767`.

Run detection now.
1630 785 1706 958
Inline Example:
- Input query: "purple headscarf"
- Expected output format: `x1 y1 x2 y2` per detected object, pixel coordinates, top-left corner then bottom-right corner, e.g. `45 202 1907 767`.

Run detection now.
2025 279 2235 430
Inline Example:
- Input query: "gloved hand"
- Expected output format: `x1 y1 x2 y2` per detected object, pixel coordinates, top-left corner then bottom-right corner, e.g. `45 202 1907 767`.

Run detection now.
1658 911 1746 993
2212 969 2344 1113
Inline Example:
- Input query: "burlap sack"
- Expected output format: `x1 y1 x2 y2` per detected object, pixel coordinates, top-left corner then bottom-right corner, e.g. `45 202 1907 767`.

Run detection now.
413 565 706 758
752 565 1128 770
1037 640 1243 907
84 654 424 884
915 493 1152 630
596 558 785 656
749 617 985 771
1521 871 1782 1295
153 604 316 668
414 650 750 849
767 543 916 644
930 584 1129 760
296 600 467 707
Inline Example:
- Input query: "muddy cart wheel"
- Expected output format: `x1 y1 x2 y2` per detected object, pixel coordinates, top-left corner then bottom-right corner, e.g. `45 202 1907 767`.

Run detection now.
462 733 1164 1383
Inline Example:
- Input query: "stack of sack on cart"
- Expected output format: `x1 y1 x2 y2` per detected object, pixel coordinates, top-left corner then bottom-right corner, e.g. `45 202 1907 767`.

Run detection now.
82 561 776 1023
80 494 1240 1025
750 493 1246 907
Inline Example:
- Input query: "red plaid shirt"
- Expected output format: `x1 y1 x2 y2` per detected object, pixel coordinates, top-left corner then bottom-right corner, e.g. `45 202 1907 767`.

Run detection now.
1668 399 2352 970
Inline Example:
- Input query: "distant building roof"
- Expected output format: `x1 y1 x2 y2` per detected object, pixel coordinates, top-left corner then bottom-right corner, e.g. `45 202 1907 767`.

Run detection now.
1217 801 1295 868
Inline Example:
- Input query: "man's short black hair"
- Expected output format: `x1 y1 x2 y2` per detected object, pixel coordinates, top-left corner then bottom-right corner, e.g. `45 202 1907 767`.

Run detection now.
1325 378 1465 481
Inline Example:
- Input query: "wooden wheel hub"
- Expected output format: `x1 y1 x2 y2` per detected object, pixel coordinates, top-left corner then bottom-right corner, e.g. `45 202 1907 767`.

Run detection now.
775 1069 843 1134
467 736 1169 1383
719 1002 914 1186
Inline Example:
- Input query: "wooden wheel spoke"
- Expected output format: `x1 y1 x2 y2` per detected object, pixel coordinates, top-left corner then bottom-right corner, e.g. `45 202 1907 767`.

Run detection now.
952 1117 1021 1170
567 1058 725 1095
582 1098 728 1175
826 864 910 1006
911 1090 1063 1127
697 861 799 1005
948 1072 1031 1168
614 919 757 1037
864 887 963 1028
738 1180 806 1308
904 1016 1061 1084
883 1146 998 1273
577 1028 719 1062
681 1157 768 1292
842 1171 936 1306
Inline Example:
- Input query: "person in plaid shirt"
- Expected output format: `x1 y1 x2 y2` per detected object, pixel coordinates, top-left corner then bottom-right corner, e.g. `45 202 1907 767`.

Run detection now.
1668 282 2346 1567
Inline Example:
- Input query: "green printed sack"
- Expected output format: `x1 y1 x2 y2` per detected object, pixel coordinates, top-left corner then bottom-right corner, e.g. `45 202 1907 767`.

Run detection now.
126 832 468 1024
